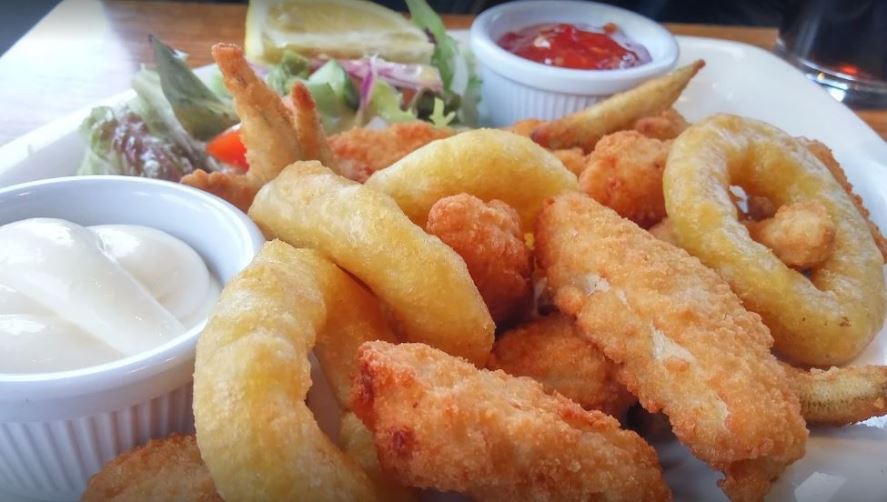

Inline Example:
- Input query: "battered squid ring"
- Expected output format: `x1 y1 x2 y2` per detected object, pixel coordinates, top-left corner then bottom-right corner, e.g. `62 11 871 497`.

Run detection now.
194 241 394 501
664 114 886 367
249 161 494 365
364 129 578 232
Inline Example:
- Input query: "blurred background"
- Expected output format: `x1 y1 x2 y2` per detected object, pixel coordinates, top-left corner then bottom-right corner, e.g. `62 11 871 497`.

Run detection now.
0 0 791 57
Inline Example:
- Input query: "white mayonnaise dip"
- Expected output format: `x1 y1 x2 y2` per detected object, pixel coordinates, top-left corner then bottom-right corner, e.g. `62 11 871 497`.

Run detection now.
0 218 220 373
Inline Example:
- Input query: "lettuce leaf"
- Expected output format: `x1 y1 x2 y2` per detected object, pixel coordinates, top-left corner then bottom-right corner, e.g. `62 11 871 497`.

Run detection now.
369 80 416 123
77 106 198 180
151 37 238 141
405 0 458 92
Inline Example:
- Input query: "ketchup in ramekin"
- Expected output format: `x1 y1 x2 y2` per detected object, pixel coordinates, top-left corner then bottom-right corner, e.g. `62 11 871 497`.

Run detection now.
497 22 651 70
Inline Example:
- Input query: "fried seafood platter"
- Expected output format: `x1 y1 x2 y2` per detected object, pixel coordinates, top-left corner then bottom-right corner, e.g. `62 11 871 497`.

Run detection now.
66 39 887 502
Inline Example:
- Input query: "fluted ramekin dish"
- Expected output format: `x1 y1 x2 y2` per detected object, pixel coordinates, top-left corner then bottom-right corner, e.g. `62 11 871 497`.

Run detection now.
470 0 679 126
0 176 264 501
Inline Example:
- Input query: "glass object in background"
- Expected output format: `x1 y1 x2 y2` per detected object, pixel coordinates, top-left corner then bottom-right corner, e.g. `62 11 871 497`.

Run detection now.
775 0 887 107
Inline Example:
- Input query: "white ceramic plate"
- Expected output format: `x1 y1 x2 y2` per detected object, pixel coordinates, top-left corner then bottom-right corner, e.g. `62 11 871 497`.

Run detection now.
0 33 885 502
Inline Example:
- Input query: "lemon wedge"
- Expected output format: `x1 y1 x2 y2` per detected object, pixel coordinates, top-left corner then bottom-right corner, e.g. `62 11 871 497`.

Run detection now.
245 0 435 64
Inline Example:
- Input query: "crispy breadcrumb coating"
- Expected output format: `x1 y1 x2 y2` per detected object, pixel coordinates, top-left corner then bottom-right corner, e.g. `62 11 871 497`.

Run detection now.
82 434 221 502
329 122 454 182
633 109 689 140
648 218 679 246
426 194 533 327
579 131 671 228
488 314 636 417
504 118 545 137
536 193 807 502
353 341 671 501
551 148 587 176
745 200 836 270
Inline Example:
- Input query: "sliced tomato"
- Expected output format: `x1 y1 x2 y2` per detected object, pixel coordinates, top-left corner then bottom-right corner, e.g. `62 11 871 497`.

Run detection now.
207 125 248 171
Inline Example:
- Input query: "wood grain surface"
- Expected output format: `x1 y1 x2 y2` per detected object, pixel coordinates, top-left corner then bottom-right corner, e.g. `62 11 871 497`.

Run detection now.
0 0 883 146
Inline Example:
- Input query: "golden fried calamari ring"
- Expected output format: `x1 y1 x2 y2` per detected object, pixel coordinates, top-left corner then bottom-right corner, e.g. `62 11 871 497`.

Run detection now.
249 162 494 365
364 129 578 232
194 241 388 500
664 114 886 366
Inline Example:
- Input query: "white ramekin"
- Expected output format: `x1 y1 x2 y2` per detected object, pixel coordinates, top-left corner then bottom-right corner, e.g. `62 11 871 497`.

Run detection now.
470 0 679 126
0 176 264 501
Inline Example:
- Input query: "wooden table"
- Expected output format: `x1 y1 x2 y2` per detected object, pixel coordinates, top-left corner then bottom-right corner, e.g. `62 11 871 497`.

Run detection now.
0 0 884 146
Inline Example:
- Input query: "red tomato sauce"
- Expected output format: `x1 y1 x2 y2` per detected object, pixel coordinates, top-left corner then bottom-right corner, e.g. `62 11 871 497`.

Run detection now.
497 23 651 70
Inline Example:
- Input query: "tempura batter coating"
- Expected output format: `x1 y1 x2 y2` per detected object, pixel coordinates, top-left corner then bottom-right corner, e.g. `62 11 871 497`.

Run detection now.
194 241 381 501
249 162 494 365
329 121 454 182
801 138 887 262
488 315 636 417
531 61 704 151
365 129 578 232
665 115 886 366
210 43 303 186
579 131 671 228
353 341 671 502
536 193 807 502
745 200 836 270
83 435 220 502
426 194 532 327
785 364 887 426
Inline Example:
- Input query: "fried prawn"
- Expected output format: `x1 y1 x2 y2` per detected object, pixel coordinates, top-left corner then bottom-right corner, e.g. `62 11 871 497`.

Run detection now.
426 194 533 327
488 314 636 417
579 130 671 228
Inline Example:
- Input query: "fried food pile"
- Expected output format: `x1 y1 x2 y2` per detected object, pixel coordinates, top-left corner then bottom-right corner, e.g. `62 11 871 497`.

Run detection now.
84 49 887 502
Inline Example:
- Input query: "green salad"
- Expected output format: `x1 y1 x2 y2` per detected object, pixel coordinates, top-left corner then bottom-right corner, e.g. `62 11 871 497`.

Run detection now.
78 0 480 181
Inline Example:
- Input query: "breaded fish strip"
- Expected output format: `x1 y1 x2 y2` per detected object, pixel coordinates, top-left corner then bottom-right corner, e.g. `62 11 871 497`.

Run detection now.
579 131 671 228
536 193 807 502
329 121 454 182
488 314 636 417
531 61 704 152
353 341 671 502
83 434 221 502
426 194 533 327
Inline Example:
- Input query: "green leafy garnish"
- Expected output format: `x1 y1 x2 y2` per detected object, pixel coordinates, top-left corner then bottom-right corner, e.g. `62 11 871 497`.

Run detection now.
369 80 416 123
151 36 238 141
309 60 359 109
266 50 311 95
406 0 459 92
429 97 455 128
